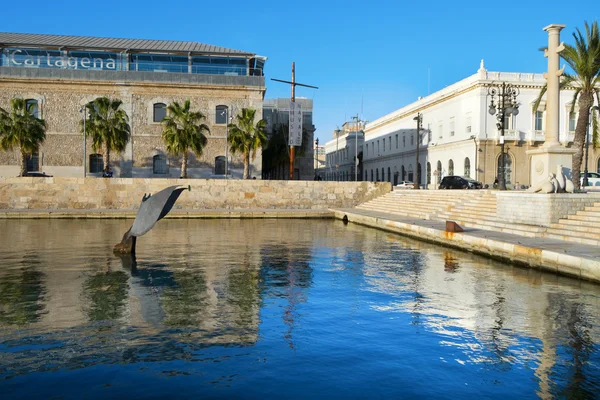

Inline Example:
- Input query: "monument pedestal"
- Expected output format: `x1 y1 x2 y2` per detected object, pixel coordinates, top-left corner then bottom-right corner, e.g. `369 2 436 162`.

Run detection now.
528 145 575 188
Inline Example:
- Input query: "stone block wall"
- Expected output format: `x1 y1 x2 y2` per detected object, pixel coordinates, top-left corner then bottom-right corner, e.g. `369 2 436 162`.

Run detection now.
0 177 391 210
497 192 600 226
0 75 264 177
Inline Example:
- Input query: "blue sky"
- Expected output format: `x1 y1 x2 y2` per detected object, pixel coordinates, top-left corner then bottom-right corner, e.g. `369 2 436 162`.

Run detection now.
2 0 597 142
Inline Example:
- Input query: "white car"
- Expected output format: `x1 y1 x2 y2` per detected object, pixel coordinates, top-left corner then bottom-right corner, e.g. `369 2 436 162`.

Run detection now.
396 181 414 189
581 172 600 187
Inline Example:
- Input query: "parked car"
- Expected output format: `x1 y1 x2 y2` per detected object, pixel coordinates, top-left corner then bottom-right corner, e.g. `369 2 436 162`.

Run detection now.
27 172 53 177
396 181 414 189
439 176 482 189
581 171 600 187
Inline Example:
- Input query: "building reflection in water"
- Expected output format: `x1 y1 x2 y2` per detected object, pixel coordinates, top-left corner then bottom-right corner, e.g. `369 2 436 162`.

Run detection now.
0 219 597 397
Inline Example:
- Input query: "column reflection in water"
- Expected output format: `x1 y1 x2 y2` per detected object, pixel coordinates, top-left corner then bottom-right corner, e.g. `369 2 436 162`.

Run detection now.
0 219 598 398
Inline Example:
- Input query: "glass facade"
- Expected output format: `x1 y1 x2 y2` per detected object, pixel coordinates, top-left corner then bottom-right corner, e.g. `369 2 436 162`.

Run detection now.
1 47 262 76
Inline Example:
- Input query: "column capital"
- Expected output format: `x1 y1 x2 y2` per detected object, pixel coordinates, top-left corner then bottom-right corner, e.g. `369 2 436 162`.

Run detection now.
543 24 566 32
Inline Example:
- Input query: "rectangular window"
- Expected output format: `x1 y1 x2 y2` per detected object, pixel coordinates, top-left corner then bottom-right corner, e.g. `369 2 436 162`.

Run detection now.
395 134 398 149
366 144 368 157
438 123 443 139
411 134 414 146
389 136 391 151
403 135 406 147
465 114 472 133
535 111 544 131
449 117 455 137
377 140 380 154
383 138 385 152
569 112 576 132
428 124 432 143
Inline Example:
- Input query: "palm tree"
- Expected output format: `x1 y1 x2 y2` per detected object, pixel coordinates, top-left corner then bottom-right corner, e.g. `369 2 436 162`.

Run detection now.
0 98 47 177
535 21 600 189
82 97 130 173
161 100 209 179
228 108 267 179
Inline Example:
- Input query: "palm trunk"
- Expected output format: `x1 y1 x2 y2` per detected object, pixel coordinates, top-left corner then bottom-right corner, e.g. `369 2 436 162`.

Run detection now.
243 151 250 179
573 94 594 190
104 143 111 172
181 152 188 178
19 149 28 177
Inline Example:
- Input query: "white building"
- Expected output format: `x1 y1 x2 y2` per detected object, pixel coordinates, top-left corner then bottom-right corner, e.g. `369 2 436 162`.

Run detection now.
357 61 591 188
323 119 365 181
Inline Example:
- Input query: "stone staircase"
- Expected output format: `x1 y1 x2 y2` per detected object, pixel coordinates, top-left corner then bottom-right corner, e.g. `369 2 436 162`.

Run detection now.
434 192 546 238
545 205 600 246
355 190 485 220
355 189 600 245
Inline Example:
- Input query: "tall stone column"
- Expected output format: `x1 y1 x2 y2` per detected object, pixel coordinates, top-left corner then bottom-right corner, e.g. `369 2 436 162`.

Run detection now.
527 24 575 188
543 24 565 147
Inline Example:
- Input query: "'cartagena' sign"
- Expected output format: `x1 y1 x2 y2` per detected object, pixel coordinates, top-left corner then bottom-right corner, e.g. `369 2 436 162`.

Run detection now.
6 49 118 70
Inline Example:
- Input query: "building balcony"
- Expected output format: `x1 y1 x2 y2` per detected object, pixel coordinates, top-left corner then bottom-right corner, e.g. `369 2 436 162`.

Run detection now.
495 129 520 144
564 131 575 143
528 130 546 143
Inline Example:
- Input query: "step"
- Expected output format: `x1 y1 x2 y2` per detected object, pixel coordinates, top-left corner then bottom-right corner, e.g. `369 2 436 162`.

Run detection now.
544 232 600 246
545 227 600 241
549 223 600 233
567 214 600 223
455 221 541 238
557 218 600 228
435 215 545 233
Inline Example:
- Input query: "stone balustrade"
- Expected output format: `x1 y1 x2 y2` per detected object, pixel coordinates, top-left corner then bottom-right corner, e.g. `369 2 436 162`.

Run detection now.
496 192 600 227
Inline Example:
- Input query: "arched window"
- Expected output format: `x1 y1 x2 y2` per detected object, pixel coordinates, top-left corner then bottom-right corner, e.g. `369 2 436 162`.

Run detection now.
153 103 166 123
371 170 373 181
448 159 454 175
437 161 442 178
381 168 385 182
27 152 39 172
216 105 228 124
89 154 103 173
408 164 413 182
401 166 405 181
376 169 379 181
25 99 39 118
365 171 368 181
597 157 600 173
427 162 431 184
153 154 168 174
394 172 399 185
417 163 422 185
387 167 391 183
497 153 512 184
464 157 471 177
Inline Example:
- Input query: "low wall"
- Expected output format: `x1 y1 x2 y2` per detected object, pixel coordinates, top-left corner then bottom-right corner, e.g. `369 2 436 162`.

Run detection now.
0 177 391 210
497 192 600 227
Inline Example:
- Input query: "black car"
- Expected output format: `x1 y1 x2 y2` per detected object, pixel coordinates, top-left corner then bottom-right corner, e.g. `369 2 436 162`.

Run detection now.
439 176 482 189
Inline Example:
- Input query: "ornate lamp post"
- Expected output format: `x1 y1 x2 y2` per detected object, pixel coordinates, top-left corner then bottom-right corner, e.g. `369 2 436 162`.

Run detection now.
488 82 519 190
583 105 600 187
413 112 423 189
314 138 319 179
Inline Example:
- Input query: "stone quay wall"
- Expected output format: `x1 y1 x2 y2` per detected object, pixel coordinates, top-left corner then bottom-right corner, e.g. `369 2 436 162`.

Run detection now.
0 177 391 210
497 192 600 227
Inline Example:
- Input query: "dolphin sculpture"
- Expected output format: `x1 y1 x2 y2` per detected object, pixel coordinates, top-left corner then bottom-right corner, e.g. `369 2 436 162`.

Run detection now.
114 185 190 254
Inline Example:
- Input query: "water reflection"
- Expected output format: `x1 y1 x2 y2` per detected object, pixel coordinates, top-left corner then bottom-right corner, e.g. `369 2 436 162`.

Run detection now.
0 219 598 399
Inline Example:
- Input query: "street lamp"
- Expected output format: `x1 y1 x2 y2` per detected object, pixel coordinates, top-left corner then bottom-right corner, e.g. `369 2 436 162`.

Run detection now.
583 105 600 187
470 135 477 181
221 106 232 178
314 138 319 179
413 113 423 189
351 114 361 181
335 128 341 181
488 82 519 190
79 106 87 178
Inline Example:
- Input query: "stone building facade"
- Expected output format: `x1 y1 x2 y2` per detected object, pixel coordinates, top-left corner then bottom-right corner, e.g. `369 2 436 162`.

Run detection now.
0 33 267 178
342 60 599 188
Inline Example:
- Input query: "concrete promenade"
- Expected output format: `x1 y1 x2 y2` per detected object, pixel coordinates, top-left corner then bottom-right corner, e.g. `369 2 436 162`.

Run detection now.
333 208 600 283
